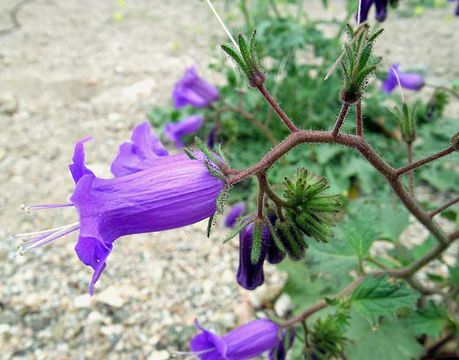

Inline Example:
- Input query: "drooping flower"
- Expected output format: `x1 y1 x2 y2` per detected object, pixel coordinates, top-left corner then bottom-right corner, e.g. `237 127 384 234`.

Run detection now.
269 329 295 360
224 202 246 228
164 115 204 148
111 121 168 177
190 319 282 360
172 66 220 109
17 124 224 295
358 0 388 23
382 64 424 94
237 222 267 290
236 219 285 290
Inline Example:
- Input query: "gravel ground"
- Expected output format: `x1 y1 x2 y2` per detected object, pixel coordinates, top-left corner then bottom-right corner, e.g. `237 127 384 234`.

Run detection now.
0 1 458 359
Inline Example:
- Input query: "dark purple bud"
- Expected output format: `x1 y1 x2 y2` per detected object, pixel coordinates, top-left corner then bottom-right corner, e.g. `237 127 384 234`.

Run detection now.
207 126 217 149
358 0 373 23
237 222 268 290
224 202 246 228
172 66 220 109
164 115 204 148
269 329 295 360
190 319 281 359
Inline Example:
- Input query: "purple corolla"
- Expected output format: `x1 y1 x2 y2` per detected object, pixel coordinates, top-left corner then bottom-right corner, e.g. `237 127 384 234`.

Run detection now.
450 0 459 16
18 122 224 295
224 202 246 228
237 220 285 291
358 0 388 23
269 329 295 360
172 66 220 109
190 319 282 360
164 115 204 148
382 64 424 94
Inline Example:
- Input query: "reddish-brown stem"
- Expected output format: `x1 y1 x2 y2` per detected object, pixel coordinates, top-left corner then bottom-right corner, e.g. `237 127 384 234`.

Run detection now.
256 85 299 133
281 276 366 328
355 100 363 137
407 142 414 196
332 102 350 137
396 146 455 176
256 174 265 219
228 130 449 245
430 196 459 218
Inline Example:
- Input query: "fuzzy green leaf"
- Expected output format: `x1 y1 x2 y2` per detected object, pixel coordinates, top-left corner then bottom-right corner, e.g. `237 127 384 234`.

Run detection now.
221 44 249 74
407 301 448 340
350 275 419 325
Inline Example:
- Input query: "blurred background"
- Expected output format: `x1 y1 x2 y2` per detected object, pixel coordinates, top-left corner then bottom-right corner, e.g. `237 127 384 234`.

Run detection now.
0 0 458 359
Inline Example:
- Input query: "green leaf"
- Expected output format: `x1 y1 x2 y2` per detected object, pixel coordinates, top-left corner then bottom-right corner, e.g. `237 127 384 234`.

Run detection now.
407 301 448 340
448 264 459 286
342 209 379 258
350 275 419 325
194 137 221 165
345 311 424 360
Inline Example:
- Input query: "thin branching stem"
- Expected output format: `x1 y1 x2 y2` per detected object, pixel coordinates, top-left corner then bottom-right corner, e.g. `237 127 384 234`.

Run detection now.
332 102 351 137
407 142 415 196
430 196 459 218
256 84 299 133
396 146 455 176
355 100 363 137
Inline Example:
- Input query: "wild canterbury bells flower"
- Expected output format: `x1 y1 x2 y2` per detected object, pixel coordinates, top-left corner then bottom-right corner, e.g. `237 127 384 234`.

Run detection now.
164 115 204 148
172 66 220 108
224 202 246 228
190 319 282 360
358 0 388 23
382 64 424 94
17 122 224 295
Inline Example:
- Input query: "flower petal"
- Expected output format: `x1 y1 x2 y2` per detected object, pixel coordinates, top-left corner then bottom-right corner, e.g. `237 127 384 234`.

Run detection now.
111 121 168 176
68 137 94 183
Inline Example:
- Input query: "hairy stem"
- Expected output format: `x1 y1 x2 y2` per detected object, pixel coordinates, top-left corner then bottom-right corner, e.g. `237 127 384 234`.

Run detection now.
355 100 363 137
332 102 350 137
396 146 454 176
407 142 415 196
281 276 366 328
430 196 459 218
256 84 299 133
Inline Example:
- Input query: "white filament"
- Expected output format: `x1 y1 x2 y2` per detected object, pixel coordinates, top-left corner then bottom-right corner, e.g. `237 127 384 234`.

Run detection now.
205 0 238 48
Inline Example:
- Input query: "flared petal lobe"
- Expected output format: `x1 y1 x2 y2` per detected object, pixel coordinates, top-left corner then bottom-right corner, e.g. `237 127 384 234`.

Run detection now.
70 141 224 294
190 319 281 360
224 202 246 228
164 115 204 148
111 121 169 177
172 66 220 109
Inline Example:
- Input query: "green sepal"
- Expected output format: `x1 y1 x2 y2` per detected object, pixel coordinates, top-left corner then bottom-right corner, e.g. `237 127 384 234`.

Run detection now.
276 220 304 261
221 44 249 76
216 186 231 214
207 214 215 238
184 147 197 160
194 136 221 165
223 217 252 244
238 34 252 69
251 221 263 264
204 160 226 182
266 218 286 254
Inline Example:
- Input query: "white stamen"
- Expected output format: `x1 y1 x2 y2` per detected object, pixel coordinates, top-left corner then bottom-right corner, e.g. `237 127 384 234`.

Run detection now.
13 222 80 239
18 222 80 252
24 203 74 211
205 0 238 48
391 66 406 103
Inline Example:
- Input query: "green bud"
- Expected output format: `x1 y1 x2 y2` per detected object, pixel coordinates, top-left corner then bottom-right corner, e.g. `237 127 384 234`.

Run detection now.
391 103 417 144
222 31 266 88
275 219 306 261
